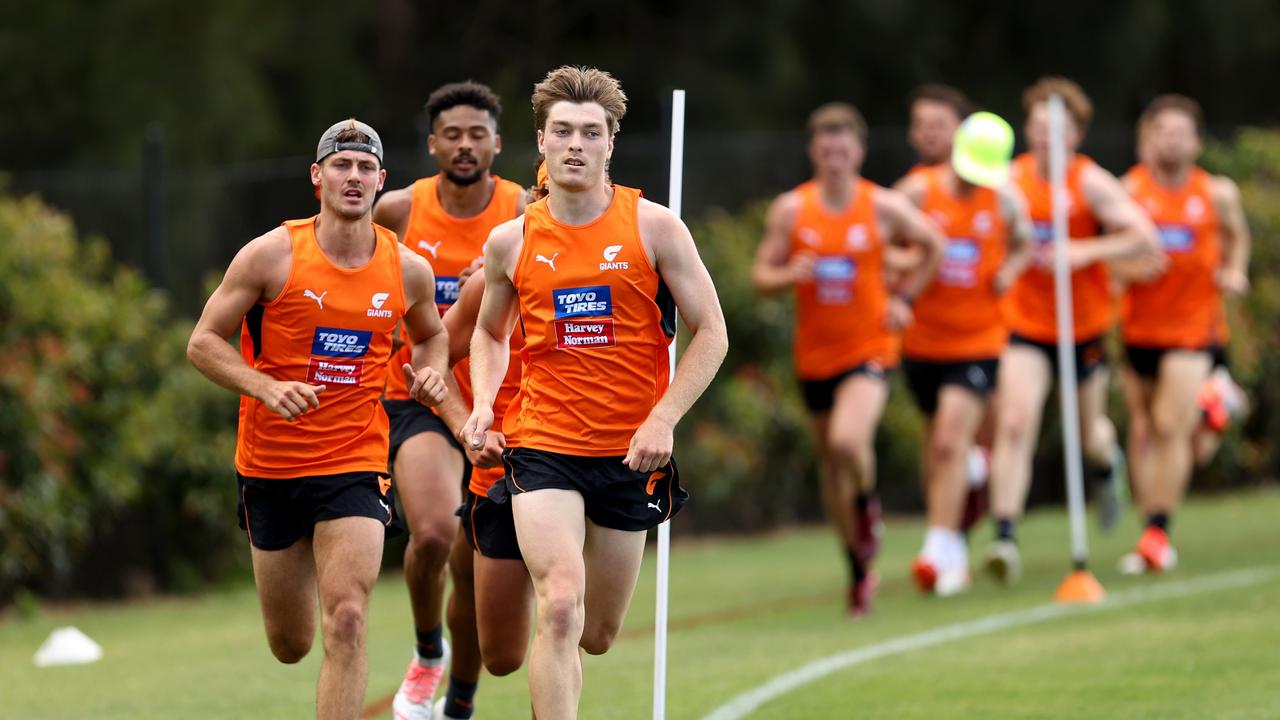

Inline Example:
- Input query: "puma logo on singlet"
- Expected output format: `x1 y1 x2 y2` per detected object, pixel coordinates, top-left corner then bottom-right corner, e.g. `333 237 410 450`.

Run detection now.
304 289 327 309
536 252 559 272
647 499 663 513
417 240 442 259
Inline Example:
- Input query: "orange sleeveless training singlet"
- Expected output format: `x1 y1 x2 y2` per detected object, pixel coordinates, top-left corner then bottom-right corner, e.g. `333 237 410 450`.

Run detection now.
790 179 897 380
1005 153 1112 343
903 167 1009 361
385 174 523 401
1122 164 1222 348
235 217 406 478
503 186 675 456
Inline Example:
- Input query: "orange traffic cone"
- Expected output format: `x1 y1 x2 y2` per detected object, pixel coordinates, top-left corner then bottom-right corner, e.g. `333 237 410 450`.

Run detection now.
1054 568 1105 604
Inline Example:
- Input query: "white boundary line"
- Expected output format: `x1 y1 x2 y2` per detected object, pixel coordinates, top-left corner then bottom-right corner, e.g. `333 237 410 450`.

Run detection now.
701 566 1279 720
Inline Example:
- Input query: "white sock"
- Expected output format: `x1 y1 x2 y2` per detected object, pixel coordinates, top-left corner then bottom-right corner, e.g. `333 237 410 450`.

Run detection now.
923 526 950 564
966 447 989 487
946 531 969 572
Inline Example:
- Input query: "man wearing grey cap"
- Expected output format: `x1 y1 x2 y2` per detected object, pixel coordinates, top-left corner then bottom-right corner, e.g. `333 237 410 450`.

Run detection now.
188 118 452 719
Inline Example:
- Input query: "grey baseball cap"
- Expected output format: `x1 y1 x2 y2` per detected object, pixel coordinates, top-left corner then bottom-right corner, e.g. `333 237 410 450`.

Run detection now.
316 118 384 165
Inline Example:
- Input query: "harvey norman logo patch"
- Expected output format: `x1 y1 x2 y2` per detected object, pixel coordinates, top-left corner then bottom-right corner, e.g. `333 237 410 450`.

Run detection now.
555 319 616 349
552 285 615 349
307 357 365 386
553 285 612 318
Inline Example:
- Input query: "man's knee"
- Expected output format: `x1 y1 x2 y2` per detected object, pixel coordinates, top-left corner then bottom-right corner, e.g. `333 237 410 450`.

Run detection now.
1150 402 1195 443
827 431 872 470
482 643 527 676
996 403 1034 447
536 587 584 644
579 618 622 656
407 522 455 566
928 425 967 467
323 599 367 652
266 632 313 664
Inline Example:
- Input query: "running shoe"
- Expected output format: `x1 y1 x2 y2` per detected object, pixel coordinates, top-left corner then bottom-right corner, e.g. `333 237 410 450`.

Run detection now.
984 540 1022 585
393 639 451 720
848 572 879 617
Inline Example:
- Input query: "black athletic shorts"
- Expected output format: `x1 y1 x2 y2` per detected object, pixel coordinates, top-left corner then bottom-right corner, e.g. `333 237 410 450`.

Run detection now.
1208 343 1229 371
799 361 893 413
902 357 999 415
1009 333 1106 382
458 490 522 560
236 471 402 551
497 447 687 532
384 398 464 463
1124 345 1210 379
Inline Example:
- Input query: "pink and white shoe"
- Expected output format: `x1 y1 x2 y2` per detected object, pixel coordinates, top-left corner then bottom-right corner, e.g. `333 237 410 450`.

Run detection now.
393 638 451 720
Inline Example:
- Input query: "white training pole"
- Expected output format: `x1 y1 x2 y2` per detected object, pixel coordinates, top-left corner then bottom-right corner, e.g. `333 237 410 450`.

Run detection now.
1048 94 1090 569
653 88 684 720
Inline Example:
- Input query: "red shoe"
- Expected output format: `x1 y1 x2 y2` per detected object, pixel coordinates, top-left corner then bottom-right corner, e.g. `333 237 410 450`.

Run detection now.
848 572 879 617
1136 526 1178 572
912 556 939 594
1198 381 1230 433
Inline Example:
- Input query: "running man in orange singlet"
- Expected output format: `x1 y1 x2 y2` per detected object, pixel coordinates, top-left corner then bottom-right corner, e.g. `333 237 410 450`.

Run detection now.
1128 120 1252 473
462 66 728 719
187 120 449 720
985 77 1161 585
1114 95 1251 574
433 272 534 719
887 85 973 288
753 103 944 615
371 82 525 720
896 112 1033 596
901 84 995 533
906 84 975 173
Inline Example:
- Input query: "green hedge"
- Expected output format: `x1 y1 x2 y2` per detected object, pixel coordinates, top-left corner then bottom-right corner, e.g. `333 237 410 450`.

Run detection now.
0 192 239 604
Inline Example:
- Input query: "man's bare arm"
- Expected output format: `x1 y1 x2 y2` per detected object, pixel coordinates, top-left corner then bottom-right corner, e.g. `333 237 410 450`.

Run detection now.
995 184 1035 293
461 219 523 447
1213 175 1251 297
626 200 729 472
186 228 325 420
882 187 945 298
1078 164 1161 266
752 192 813 295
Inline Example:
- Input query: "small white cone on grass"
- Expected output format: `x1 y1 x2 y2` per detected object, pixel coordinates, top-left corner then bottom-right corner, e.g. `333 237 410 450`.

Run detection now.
33 626 103 667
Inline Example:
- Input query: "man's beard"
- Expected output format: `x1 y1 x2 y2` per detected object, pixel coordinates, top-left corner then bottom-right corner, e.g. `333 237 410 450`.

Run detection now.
444 163 484 186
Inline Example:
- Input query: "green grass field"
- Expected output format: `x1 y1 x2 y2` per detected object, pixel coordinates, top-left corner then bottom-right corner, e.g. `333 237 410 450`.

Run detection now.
3 486 1279 719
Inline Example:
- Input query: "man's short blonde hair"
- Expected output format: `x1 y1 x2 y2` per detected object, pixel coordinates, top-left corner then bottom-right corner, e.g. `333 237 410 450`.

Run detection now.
532 66 628 136
1023 76 1094 130
807 102 867 143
